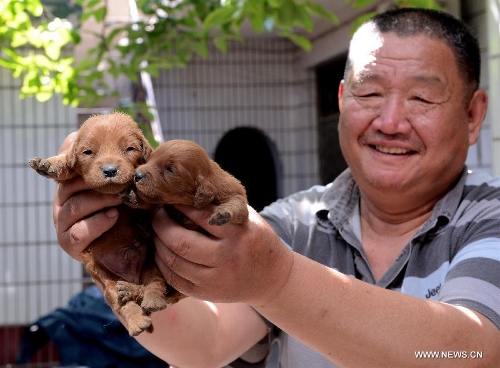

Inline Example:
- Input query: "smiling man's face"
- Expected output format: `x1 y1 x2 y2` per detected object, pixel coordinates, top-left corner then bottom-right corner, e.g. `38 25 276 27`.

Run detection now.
338 26 482 198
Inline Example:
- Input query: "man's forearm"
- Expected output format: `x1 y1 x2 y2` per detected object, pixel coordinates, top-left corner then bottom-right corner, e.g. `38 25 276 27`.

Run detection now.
255 252 500 367
136 298 268 368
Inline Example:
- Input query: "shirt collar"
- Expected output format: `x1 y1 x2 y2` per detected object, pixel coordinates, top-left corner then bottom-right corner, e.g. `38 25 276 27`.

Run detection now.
316 167 469 235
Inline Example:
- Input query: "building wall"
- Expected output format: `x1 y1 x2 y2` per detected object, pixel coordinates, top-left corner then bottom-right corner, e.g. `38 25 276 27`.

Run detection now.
485 0 500 175
461 0 493 174
153 38 319 197
0 67 80 327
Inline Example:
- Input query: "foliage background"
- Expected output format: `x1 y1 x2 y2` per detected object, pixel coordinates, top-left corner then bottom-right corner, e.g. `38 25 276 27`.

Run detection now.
0 0 440 109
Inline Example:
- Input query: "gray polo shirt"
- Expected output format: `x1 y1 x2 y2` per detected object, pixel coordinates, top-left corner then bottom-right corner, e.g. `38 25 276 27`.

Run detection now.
256 167 500 368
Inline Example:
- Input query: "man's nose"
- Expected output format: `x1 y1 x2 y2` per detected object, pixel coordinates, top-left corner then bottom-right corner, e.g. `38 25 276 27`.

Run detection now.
371 97 411 135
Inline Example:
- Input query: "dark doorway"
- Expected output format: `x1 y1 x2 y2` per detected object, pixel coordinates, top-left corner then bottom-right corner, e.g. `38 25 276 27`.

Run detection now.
316 54 348 185
214 127 282 212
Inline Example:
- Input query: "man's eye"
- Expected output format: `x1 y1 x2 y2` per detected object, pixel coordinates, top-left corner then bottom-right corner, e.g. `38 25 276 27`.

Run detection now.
413 96 431 103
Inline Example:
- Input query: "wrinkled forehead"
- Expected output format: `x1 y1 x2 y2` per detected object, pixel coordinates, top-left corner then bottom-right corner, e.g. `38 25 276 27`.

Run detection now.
346 25 454 82
348 23 384 72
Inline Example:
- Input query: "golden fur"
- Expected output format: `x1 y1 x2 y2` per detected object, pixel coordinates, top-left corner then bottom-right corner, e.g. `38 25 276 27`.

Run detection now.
129 139 248 225
29 112 182 336
117 140 249 301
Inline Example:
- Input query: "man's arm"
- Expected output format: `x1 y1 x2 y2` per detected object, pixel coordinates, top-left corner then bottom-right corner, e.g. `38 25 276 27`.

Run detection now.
257 252 500 367
153 205 500 367
136 300 267 368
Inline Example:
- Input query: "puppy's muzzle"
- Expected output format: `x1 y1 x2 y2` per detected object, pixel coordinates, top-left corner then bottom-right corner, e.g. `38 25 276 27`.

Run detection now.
102 165 118 178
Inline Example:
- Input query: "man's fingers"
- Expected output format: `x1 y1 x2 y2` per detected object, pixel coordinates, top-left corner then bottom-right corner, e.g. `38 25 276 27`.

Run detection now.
54 186 122 259
58 131 78 154
153 207 223 266
59 209 119 260
55 190 122 231
154 243 199 294
172 203 249 239
54 177 89 206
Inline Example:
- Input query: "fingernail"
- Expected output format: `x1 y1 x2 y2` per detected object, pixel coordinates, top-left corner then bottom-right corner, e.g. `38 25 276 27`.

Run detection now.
153 206 166 217
105 207 119 218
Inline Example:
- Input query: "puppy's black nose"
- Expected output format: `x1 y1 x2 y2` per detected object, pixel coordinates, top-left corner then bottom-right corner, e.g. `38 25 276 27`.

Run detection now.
135 171 144 182
102 165 118 178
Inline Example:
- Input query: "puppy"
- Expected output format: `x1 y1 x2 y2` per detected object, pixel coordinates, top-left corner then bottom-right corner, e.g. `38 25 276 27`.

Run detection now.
130 139 248 225
118 139 249 301
28 112 181 336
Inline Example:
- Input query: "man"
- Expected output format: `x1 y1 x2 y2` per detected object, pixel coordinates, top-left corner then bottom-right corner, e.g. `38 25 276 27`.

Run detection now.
53 8 500 367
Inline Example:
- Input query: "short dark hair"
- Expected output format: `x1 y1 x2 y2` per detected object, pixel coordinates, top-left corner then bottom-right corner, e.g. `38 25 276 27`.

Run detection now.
345 8 481 93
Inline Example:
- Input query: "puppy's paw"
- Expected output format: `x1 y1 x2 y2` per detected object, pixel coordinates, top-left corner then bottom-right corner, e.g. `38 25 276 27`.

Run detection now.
141 295 168 313
208 211 231 226
117 281 144 304
128 315 152 336
28 157 56 178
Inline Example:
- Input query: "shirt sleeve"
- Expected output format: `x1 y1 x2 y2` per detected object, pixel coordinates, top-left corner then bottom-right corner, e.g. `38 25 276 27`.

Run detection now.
439 238 500 329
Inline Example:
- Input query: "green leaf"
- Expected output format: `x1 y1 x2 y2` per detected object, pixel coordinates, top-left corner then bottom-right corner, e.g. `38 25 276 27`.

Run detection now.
191 39 209 58
277 0 297 26
45 43 61 60
248 11 266 32
0 57 19 69
282 32 311 51
94 6 107 22
35 90 54 102
214 37 228 53
397 0 441 9
203 5 236 31
295 4 313 32
11 33 28 48
26 1 43 17
351 0 377 9
268 0 285 8
305 1 339 24
86 0 102 9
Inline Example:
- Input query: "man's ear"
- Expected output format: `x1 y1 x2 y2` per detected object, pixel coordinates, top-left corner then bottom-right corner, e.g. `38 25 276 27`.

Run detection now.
338 80 345 110
467 89 488 146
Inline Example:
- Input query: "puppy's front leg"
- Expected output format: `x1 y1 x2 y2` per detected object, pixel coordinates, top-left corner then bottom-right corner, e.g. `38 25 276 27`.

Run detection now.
209 195 249 225
29 153 77 181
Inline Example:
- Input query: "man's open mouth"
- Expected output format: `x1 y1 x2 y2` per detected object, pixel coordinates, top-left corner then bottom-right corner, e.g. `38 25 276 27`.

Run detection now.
372 145 414 155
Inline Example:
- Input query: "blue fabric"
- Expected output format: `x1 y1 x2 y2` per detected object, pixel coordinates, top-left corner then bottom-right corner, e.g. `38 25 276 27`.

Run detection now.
16 286 167 368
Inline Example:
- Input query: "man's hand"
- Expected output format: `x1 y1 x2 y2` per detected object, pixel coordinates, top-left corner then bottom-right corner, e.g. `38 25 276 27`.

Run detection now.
152 205 294 307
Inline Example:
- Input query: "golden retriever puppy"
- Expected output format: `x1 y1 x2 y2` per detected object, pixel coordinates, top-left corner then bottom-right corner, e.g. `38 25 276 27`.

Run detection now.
131 139 248 225
28 112 181 336
118 139 249 302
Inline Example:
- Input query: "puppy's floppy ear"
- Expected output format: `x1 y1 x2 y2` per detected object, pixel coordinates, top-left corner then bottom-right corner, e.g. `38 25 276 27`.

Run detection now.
193 176 216 208
67 141 78 170
141 138 153 162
